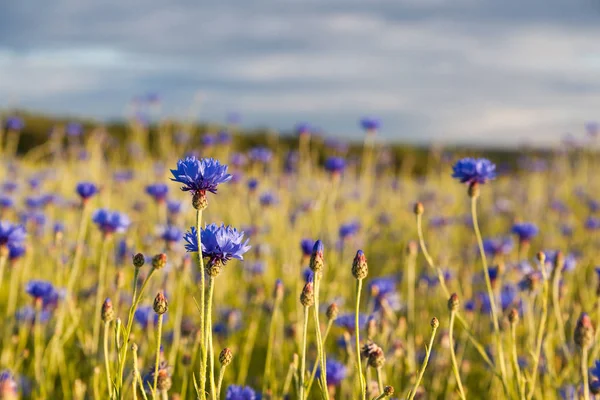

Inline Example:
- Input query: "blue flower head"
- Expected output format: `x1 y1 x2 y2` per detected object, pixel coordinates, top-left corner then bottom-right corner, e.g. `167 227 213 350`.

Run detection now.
134 306 160 329
5 116 24 131
202 134 216 147
167 200 182 215
339 221 360 239
76 182 98 200
543 250 578 272
295 122 311 136
586 216 600 230
248 147 273 164
0 196 13 209
316 358 347 386
65 122 83 136
452 158 497 185
184 224 251 267
92 209 131 234
335 313 368 333
225 385 256 400
259 192 278 207
0 221 25 248
300 239 315 257
482 237 513 257
511 222 538 242
217 130 231 144
0 369 18 396
161 225 182 243
8 244 26 261
170 157 232 195
324 156 346 174
247 178 259 191
360 117 381 131
590 360 600 394
25 280 58 307
145 183 169 202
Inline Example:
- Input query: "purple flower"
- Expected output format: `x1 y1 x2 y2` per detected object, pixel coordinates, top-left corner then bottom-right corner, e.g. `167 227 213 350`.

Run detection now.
0 221 26 248
2 182 17 193
145 183 169 202
25 280 58 307
202 134 216 147
167 200 183 215
4 116 24 131
65 122 83 136
339 221 360 239
248 147 273 164
482 237 513 257
161 226 182 243
543 250 578 272
134 306 160 328
324 157 346 174
247 179 259 191
170 157 232 195
452 158 497 185
300 239 315 257
359 117 381 131
217 130 232 144
225 385 256 400
184 224 250 267
16 306 51 323
586 121 599 137
586 216 600 230
259 192 277 207
230 153 247 168
316 358 347 386
335 313 368 333
511 222 538 242
92 209 130 234
76 182 98 201
302 267 313 283
8 244 25 261
113 170 134 182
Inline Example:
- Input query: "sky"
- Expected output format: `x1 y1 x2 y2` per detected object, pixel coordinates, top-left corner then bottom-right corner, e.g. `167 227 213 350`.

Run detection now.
0 0 599 146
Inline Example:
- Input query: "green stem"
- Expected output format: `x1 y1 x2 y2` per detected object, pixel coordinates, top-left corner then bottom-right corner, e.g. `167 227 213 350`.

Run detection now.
312 276 329 400
34 302 47 398
306 320 333 396
355 279 366 399
376 367 384 394
0 254 7 296
104 322 113 398
407 322 438 400
511 322 525 400
217 364 227 400
526 264 550 400
449 311 466 400
406 247 417 373
168 265 186 367
205 276 216 400
196 209 207 400
152 314 164 399
132 344 149 400
582 346 590 400
471 196 509 394
66 202 90 294
93 236 111 355
299 306 310 400
262 295 282 394
551 267 571 358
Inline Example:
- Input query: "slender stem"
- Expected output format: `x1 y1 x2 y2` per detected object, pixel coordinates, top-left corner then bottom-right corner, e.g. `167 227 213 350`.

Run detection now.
196 209 207 399
526 264 550 400
551 267 571 358
510 322 525 400
471 196 509 393
407 322 439 400
66 202 90 293
132 344 149 400
153 314 164 398
376 367 384 394
355 279 366 399
216 364 227 400
449 311 466 400
236 304 260 385
406 247 417 373
169 264 186 367
306 320 333 396
582 347 590 400
93 236 111 355
104 321 113 398
299 306 310 400
0 254 7 295
160 390 168 400
262 295 282 394
34 302 47 398
312 276 329 399
205 276 216 400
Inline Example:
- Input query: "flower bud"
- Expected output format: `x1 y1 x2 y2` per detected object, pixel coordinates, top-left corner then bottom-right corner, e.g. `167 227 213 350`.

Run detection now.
384 386 394 397
273 279 284 302
448 293 459 312
413 202 424 216
219 348 233 366
133 253 145 268
152 253 167 270
326 303 339 321
352 250 368 280
101 298 115 322
153 292 168 315
300 282 314 307
508 308 519 325
431 317 439 330
156 369 172 391
575 312 594 349
536 251 546 265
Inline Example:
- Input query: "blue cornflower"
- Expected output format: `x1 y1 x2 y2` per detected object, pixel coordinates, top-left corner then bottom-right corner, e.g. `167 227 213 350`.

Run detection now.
451 158 497 185
202 134 216 147
65 122 83 136
217 130 231 144
511 222 538 242
134 306 160 329
21 211 46 228
225 385 256 400
167 200 183 215
482 237 513 257
16 306 51 323
76 182 98 201
243 261 265 276
300 239 315 257
368 276 397 297
115 239 129 265
25 280 57 306
183 224 250 267
588 199 600 213
335 313 368 333
248 147 273 164
543 250 578 272
161 226 182 243
0 196 13 209
145 183 169 202
0 221 26 248
500 284 521 312
590 360 600 394
586 216 600 230
230 153 247 167
359 117 381 131
25 196 47 209
302 267 313 283
324 156 346 174
113 170 134 182
4 116 24 131
259 192 278 207
8 244 26 261
141 362 170 395
316 358 347 386
247 178 259 191
170 157 232 195
284 151 298 174
339 221 360 239
0 369 18 396
587 121 599 137
92 209 131 234
2 182 17 193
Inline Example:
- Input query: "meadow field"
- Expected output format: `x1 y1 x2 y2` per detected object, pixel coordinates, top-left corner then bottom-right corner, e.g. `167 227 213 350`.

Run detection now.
0 113 597 400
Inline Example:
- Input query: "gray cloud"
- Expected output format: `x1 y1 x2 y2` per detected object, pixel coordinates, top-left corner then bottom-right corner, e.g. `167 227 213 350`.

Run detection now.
0 0 599 145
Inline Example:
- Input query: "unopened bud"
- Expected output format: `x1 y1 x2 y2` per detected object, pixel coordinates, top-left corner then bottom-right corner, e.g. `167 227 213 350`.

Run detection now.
133 253 145 268
152 253 167 270
431 317 439 330
448 293 459 312
300 282 314 307
326 303 339 321
384 386 394 396
101 298 114 322
309 240 324 274
575 312 594 349
352 250 368 280
413 202 424 216
219 348 233 366
153 292 168 315
508 308 519 324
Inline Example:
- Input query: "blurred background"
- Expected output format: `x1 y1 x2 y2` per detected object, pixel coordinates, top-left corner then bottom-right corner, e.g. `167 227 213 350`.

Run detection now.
0 0 599 147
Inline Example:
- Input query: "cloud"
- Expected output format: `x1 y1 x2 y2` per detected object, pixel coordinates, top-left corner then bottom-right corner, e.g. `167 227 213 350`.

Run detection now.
0 0 598 145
